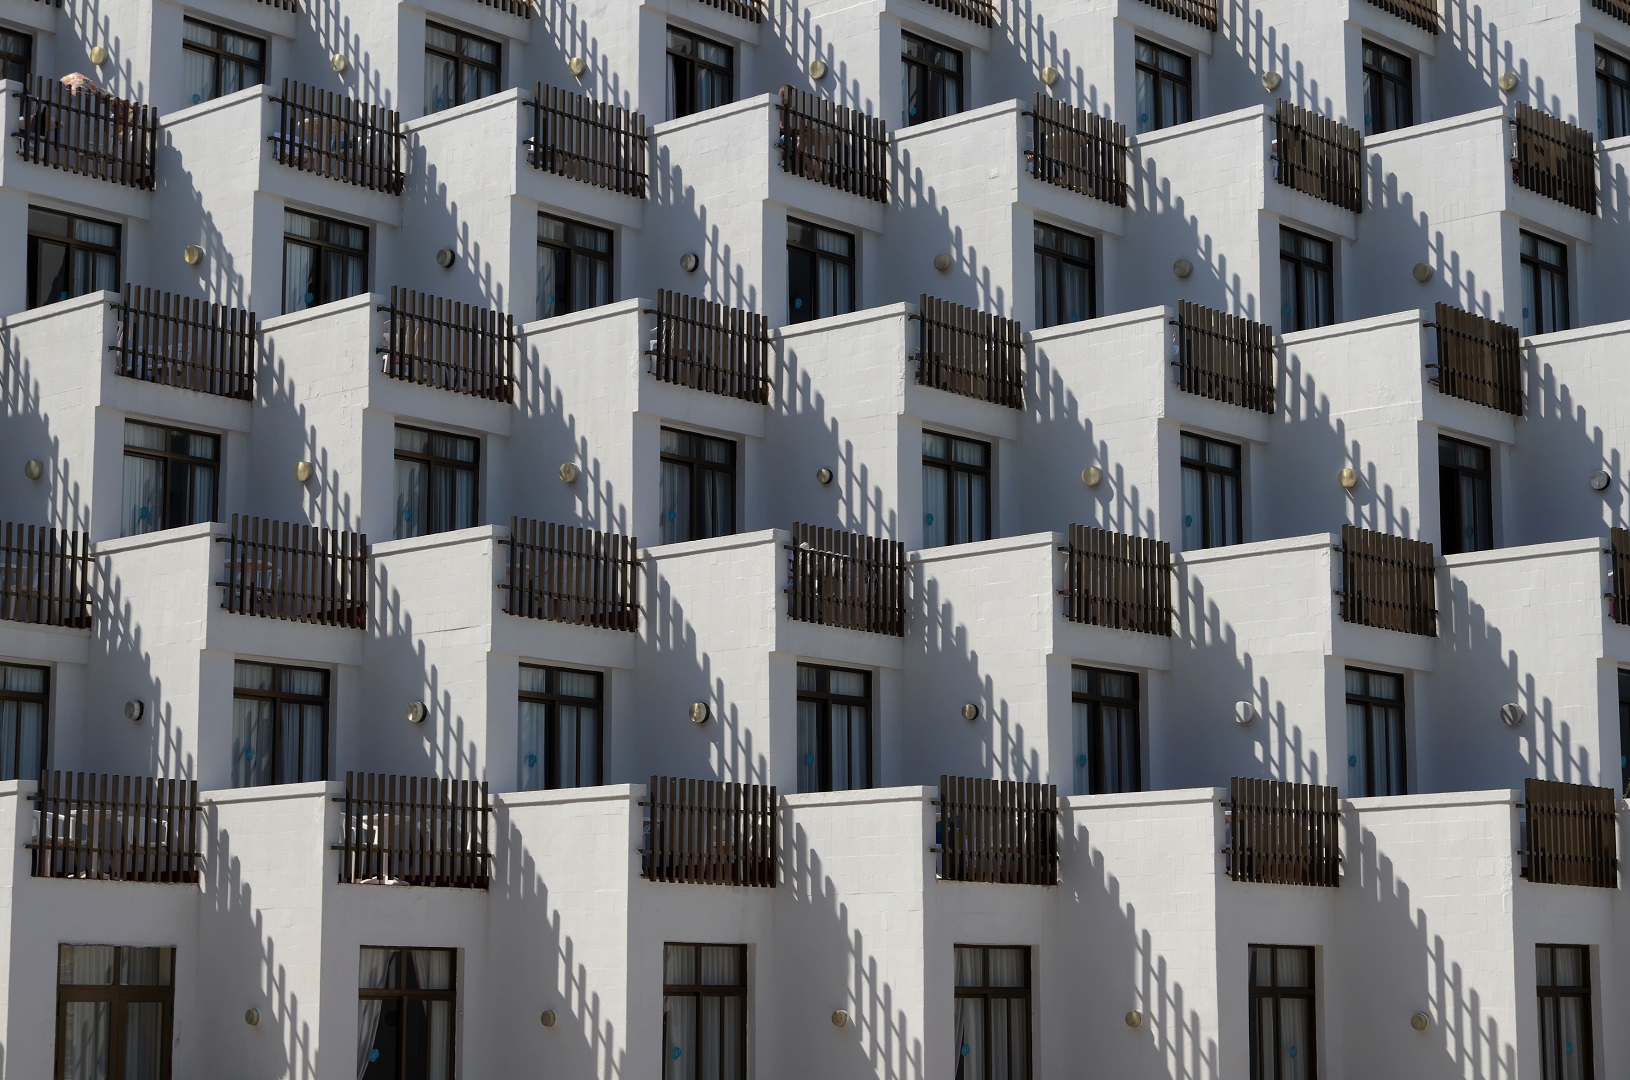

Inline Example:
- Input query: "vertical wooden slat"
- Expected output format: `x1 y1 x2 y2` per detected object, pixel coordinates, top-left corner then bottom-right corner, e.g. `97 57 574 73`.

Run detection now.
777 85 889 203
1225 776 1340 887
1273 99 1364 212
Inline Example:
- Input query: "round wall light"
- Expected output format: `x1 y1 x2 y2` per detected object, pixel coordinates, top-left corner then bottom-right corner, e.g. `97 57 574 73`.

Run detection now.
808 59 829 82
540 1010 557 1028
1339 467 1359 490
1412 262 1434 283
330 53 348 75
831 1010 850 1029
559 462 581 484
183 244 204 266
1040 66 1062 88
125 699 145 723
407 700 428 724
932 252 954 273
294 460 314 483
244 1008 261 1027
679 252 700 273
1235 701 1257 726
23 458 44 481
90 45 109 67
815 467 833 485
961 703 980 721
1589 469 1612 492
1498 71 1520 93
1173 258 1194 279
1082 466 1103 487
1500 703 1526 729
568 56 588 78
1261 70 1282 93
435 247 456 269
689 701 710 725
1125 1010 1144 1030
1410 1011 1431 1032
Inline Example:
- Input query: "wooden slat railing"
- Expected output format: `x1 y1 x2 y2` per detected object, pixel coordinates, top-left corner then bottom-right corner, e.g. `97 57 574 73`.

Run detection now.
936 776 1058 885
13 76 157 189
1596 0 1630 26
1338 525 1437 636
777 85 890 204
696 0 763 20
30 772 200 883
1427 303 1521 415
1135 0 1218 30
1224 777 1340 887
502 518 640 631
218 515 368 628
913 294 1023 409
1273 99 1364 213
335 773 490 888
1512 103 1597 215
786 523 906 636
113 285 256 400
642 776 777 887
1521 778 1617 887
1364 0 1439 33
918 0 995 26
0 522 92 629
268 79 403 195
1608 528 1630 626
379 286 515 402
1173 301 1275 413
527 84 648 197
1026 94 1128 206
646 290 770 403
257 0 298 9
1060 525 1173 636
476 0 532 16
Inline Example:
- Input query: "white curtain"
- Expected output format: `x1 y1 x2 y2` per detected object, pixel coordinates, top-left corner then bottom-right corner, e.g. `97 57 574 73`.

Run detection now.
411 951 453 1080
518 701 546 791
123 1003 164 1080
357 948 393 1080
665 997 696 1080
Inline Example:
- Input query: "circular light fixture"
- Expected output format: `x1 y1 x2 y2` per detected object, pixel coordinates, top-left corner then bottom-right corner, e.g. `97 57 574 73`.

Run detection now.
831 1010 850 1029
815 467 833 485
932 252 953 273
1040 66 1062 89
540 1010 557 1028
808 59 829 82
961 703 980 721
568 56 588 78
1500 703 1525 729
244 1008 261 1027
1339 467 1359 490
1412 262 1433 283
1125 1010 1144 1030
1261 71 1282 93
90 45 109 67
1498 71 1520 93
689 702 711 725
124 699 145 723
435 247 456 269
294 461 314 483
1235 701 1257 726
1590 469 1612 492
183 244 203 266
330 52 348 75
679 252 700 273
1410 1011 1431 1032
559 462 581 484
1173 258 1193 279
407 700 428 724
23 458 44 481
1082 466 1103 487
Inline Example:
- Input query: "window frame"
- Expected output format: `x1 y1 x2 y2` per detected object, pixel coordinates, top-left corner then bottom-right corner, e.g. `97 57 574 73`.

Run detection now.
54 944 176 1080
786 216 857 325
1437 434 1493 555
1519 229 1570 336
181 16 266 106
1619 669 1630 797
952 944 1033 1080
537 211 615 320
232 661 329 786
1180 432 1243 550
901 30 963 128
1344 666 1407 798
517 663 604 790
1596 45 1630 142
423 21 502 116
666 24 734 120
1134 37 1192 134
282 208 369 315
1248 945 1319 1080
1361 39 1414 135
0 24 33 83
662 942 748 1078
1279 226 1335 332
392 424 481 539
27 206 121 311
357 946 458 1080
658 427 738 544
1535 944 1594 1080
1033 220 1097 328
1071 666 1141 796
795 663 873 793
922 429 992 548
0 662 48 782
122 419 221 536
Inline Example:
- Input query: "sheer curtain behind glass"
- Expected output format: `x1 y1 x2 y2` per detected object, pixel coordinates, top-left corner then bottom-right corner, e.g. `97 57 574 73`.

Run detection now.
121 949 169 1080
411 950 453 1080
0 664 46 780
233 662 275 787
357 948 393 1080
60 945 115 1080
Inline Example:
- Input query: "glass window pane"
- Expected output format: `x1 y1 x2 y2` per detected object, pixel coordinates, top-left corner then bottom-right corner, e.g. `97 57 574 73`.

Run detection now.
665 944 696 985
987 948 1026 986
62 1001 111 1080
700 946 741 985
59 944 116 985
828 669 865 697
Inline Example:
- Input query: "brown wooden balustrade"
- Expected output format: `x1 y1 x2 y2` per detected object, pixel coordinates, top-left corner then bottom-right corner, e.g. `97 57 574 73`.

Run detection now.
218 515 368 628
13 76 157 189
1339 525 1437 636
1597 0 1630 26
502 518 640 631
918 0 995 26
113 285 257 400
1521 779 1618 888
0 522 92 629
1512 103 1597 215
1364 0 1439 33
257 0 297 9
379 286 515 402
1428 303 1522 415
269 79 403 194
31 772 201 884
1225 777 1341 887
786 523 906 636
696 0 763 20
914 295 1024 409
1609 528 1630 626
477 0 531 16
1136 0 1218 30
642 776 777 887
1060 525 1173 636
1273 100 1363 213
646 290 771 403
777 86 890 204
335 773 491 888
937 776 1058 886
1027 94 1128 206
1173 301 1276 413
528 84 648 197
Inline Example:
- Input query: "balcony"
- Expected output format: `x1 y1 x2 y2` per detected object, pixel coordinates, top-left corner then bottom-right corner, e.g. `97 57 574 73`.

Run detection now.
1338 525 1437 636
476 0 532 15
526 83 648 198
642 776 777 887
500 517 641 631
1427 303 1522 415
1519 779 1617 888
1223 777 1340 887
113 285 256 400
1059 525 1173 637
696 0 762 20
936 776 1058 885
30 771 201 884
1136 0 1218 30
335 773 491 888
1172 301 1276 413
645 289 771 404
1272 100 1363 213
379 286 515 402
1598 0 1630 25
1511 103 1596 216
1611 528 1630 626
0 522 92 629
1025 93 1128 207
217 514 369 628
786 523 906 636
777 86 889 204
918 0 995 26
12 75 157 190
913 294 1023 409
1364 0 1439 33
267 79 403 195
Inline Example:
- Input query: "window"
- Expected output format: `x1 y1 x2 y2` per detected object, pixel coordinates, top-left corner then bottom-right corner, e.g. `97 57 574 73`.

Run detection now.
1249 945 1317 1080
953 946 1031 1080
1072 667 1139 796
1620 670 1630 796
1181 433 1242 550
1362 40 1414 135
796 664 871 793
232 662 327 787
922 431 990 548
424 22 500 115
27 207 120 311
1033 222 1095 329
659 428 736 545
55 944 175 1080
902 31 962 127
282 209 367 315
0 26 32 82
1535 945 1593 1080
1520 230 1569 336
181 18 265 106
1597 47 1630 142
1279 227 1334 332
357 948 456 1080
1345 668 1405 797
1437 435 1492 555
662 943 746 1080
667 26 733 119
517 665 602 790
1134 38 1192 134
787 217 855 324
393 426 479 539
537 213 613 320
0 663 47 782
121 420 219 537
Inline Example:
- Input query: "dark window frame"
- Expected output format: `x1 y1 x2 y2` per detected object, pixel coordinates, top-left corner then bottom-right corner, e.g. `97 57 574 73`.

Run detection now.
662 943 747 1077
658 427 737 543
786 216 856 325
537 212 614 320
1535 944 1594 1080
424 20 502 115
517 663 603 790
357 947 458 1080
1180 432 1243 550
0 662 48 782
0 24 33 83
1619 669 1630 796
667 24 734 120
1134 37 1192 134
122 419 221 535
1034 221 1097 328
953 945 1033 1080
232 661 329 786
1279 226 1335 332
795 663 872 793
181 16 267 105
1072 666 1141 796
1597 45 1630 142
922 429 992 547
1249 945 1319 1080
393 425 481 538
1361 39 1415 135
27 206 121 311
282 208 369 315
1519 229 1570 336
901 30 963 127
1437 434 1493 555
1345 667 1406 798
54 944 176 1080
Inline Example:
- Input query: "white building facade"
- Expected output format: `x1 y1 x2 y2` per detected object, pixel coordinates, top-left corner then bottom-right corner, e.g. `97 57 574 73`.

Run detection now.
2 0 1630 1077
